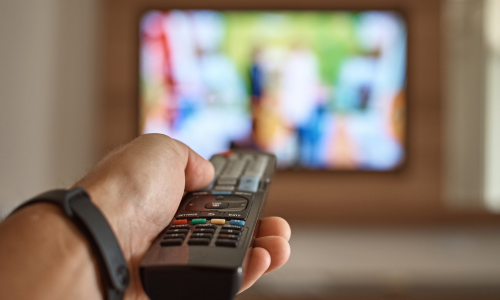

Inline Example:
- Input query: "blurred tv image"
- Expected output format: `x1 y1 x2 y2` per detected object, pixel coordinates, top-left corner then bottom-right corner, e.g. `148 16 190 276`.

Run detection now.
139 10 407 170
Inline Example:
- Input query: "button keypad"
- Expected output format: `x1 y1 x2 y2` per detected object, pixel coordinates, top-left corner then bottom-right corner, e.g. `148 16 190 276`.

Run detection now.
220 229 242 235
190 233 213 239
218 234 240 240
193 228 215 234
188 238 211 245
215 239 238 247
161 153 270 249
167 228 189 234
222 225 243 231
164 233 186 239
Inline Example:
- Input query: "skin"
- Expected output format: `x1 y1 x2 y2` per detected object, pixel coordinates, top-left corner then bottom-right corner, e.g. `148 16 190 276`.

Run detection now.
0 133 291 300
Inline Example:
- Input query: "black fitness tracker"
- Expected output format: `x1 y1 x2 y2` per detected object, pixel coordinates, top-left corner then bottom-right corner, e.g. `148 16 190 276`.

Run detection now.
12 188 129 300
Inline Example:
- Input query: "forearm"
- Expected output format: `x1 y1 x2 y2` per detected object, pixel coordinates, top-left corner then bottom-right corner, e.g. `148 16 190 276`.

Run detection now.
0 203 102 300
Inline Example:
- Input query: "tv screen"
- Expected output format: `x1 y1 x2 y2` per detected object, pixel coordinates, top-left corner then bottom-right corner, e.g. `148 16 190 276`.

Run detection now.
139 10 407 170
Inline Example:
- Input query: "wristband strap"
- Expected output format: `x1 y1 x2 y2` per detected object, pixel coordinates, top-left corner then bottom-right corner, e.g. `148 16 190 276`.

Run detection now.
12 188 129 300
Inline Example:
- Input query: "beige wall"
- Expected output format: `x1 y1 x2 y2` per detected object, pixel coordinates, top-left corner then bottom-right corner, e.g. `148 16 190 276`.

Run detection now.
0 0 99 216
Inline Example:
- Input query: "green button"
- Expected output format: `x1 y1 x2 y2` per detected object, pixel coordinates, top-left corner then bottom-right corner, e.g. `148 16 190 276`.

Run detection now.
191 218 207 225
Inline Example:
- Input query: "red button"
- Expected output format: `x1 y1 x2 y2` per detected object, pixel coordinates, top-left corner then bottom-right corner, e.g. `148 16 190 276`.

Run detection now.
172 219 187 225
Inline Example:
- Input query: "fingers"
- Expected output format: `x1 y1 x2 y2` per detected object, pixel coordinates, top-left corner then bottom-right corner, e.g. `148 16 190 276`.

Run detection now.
254 236 290 274
257 217 291 241
239 236 291 293
183 145 214 191
239 217 291 292
239 247 271 293
133 134 214 191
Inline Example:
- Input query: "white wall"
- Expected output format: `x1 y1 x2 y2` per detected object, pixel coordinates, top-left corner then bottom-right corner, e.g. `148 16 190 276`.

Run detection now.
0 0 99 217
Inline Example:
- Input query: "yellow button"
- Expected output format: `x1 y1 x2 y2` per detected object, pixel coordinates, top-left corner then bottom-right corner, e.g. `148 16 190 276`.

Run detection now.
211 219 226 225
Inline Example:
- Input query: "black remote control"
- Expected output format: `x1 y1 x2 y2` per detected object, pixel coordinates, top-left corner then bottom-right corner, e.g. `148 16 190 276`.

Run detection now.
140 149 277 300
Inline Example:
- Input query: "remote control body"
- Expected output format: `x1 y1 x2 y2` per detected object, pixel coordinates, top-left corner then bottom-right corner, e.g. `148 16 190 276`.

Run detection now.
140 149 277 300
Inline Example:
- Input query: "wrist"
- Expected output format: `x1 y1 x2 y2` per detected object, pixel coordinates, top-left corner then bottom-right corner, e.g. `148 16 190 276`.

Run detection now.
75 177 149 260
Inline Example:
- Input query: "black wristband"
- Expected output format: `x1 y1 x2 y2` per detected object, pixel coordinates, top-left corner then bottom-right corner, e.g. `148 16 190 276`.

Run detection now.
11 188 129 300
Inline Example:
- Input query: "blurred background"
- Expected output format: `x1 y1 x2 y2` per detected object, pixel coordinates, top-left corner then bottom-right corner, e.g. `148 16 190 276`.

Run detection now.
1 0 500 299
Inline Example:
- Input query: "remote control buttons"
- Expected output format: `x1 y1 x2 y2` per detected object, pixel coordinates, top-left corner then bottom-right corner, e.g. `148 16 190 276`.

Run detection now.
172 219 187 225
164 233 186 239
225 213 245 220
199 212 223 218
210 219 226 225
214 186 235 191
222 225 243 231
230 220 245 226
217 178 237 185
195 224 217 229
190 233 213 239
218 234 240 240
238 176 260 193
188 238 211 245
170 224 191 230
166 228 189 234
212 191 231 195
219 229 241 235
215 239 238 247
191 218 206 225
176 213 198 219
161 239 183 246
205 202 229 209
193 228 215 234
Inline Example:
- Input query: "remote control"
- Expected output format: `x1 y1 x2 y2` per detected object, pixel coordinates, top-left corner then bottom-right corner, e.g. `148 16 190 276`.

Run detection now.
140 149 277 300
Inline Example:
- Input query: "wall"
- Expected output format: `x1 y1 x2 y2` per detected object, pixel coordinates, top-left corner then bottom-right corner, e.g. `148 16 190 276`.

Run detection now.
0 0 99 216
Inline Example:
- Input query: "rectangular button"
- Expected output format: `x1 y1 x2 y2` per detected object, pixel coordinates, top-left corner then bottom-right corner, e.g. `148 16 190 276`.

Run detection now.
169 224 191 230
218 234 240 240
164 233 186 239
244 156 269 177
220 160 247 178
193 228 215 234
224 213 246 220
230 220 245 226
217 178 238 185
212 191 231 195
219 229 241 235
199 212 223 218
188 238 211 245
214 185 235 191
190 233 213 239
210 219 226 225
237 176 260 193
210 156 227 176
176 213 198 219
195 224 217 230
166 228 189 234
205 202 229 209
216 239 238 247
222 225 243 231
160 238 183 246
172 219 187 225
191 218 206 225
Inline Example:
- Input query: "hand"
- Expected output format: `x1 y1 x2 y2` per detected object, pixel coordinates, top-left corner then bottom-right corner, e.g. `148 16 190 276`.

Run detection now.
75 133 291 299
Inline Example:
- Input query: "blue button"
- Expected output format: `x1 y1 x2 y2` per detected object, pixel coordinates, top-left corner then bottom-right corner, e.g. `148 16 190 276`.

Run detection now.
212 191 232 195
238 176 260 192
230 220 245 226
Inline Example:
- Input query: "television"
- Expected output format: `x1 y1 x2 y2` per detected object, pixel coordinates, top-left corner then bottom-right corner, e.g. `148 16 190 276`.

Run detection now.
139 10 407 170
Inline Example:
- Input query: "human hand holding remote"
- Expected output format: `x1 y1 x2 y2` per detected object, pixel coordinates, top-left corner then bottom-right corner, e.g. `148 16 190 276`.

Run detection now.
0 133 290 300
76 133 291 299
